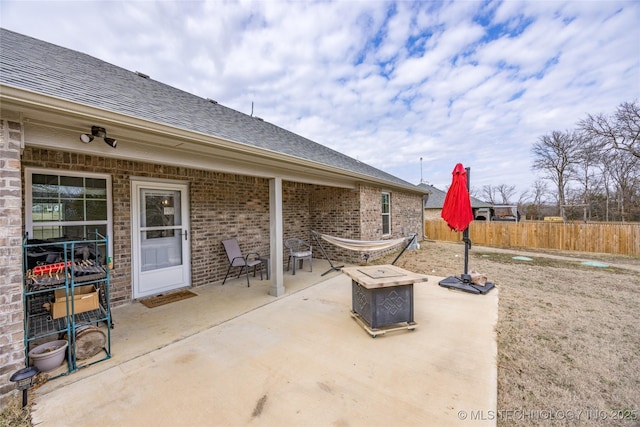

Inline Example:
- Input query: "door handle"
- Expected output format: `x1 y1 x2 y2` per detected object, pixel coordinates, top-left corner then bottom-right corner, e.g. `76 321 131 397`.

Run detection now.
184 230 189 241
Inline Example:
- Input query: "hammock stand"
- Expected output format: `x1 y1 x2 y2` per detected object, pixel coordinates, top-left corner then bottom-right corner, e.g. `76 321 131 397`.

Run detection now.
311 230 417 276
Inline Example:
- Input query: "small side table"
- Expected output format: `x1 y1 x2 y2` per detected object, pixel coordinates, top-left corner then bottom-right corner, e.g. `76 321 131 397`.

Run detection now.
258 256 270 280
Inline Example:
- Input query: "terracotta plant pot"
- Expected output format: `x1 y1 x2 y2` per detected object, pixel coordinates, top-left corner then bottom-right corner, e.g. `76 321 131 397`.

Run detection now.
28 340 68 373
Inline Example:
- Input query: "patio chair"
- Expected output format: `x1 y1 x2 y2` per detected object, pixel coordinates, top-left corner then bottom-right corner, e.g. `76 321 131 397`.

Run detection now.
221 239 263 287
285 238 313 275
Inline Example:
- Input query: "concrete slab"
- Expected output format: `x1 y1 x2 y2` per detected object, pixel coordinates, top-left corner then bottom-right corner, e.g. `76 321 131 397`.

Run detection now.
30 266 497 426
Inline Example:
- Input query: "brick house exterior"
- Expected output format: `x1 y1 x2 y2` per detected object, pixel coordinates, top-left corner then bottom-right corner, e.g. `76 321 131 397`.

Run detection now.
0 29 426 407
18 148 422 306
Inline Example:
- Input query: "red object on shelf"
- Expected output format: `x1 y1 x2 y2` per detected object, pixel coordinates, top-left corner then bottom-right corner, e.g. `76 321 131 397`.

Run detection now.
32 261 73 275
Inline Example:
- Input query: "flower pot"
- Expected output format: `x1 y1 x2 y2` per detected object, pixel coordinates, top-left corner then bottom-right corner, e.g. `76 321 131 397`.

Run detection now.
28 340 68 373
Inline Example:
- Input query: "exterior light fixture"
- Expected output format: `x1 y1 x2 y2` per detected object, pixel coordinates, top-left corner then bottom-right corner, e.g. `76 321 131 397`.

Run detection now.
104 137 117 148
79 126 117 148
10 366 39 408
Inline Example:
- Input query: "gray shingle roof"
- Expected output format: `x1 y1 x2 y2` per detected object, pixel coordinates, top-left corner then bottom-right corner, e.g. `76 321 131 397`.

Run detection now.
418 183 490 208
0 28 423 191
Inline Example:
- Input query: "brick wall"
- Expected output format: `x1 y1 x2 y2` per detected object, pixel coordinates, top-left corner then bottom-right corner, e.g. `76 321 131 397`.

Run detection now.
424 209 442 221
189 170 271 287
310 184 424 264
360 184 384 239
310 186 361 263
0 120 25 407
283 181 312 241
391 190 424 237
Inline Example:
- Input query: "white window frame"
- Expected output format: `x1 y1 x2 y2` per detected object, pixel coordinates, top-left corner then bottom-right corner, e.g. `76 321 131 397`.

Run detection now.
25 168 113 254
382 191 391 236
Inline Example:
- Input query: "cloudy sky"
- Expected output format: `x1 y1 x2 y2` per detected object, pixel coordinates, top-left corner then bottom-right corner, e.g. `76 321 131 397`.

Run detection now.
2 0 639 198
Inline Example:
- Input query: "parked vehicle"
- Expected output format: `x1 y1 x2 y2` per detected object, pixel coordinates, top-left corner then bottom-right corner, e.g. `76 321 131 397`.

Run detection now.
474 208 492 221
474 205 521 222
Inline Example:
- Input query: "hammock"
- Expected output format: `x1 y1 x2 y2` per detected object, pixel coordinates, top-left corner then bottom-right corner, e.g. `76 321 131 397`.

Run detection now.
317 233 407 252
310 230 417 276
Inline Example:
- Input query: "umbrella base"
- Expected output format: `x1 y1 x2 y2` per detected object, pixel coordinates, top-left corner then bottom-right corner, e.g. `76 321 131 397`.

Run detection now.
438 275 495 294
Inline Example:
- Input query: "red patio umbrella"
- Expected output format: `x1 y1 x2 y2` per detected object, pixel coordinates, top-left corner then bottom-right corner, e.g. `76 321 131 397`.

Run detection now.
438 164 495 294
441 163 473 232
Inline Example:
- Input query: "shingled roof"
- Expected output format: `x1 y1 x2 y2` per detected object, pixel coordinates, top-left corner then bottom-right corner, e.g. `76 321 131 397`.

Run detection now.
0 28 422 192
418 183 490 209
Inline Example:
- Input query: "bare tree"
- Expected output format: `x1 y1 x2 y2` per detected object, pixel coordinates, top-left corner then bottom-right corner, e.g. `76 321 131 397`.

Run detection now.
519 180 548 220
468 186 481 199
495 184 516 204
579 100 640 159
607 150 640 222
517 189 530 206
523 102 640 223
597 155 615 221
480 185 497 205
531 130 582 218
574 133 602 221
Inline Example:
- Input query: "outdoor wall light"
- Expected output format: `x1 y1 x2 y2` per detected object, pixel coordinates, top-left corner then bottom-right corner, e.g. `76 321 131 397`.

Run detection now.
10 366 39 408
80 126 117 148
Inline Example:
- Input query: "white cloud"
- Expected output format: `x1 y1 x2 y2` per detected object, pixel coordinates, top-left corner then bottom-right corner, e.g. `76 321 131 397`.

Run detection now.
1 0 638 198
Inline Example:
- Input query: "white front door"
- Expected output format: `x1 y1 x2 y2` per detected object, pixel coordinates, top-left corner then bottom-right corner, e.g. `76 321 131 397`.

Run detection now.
131 180 191 298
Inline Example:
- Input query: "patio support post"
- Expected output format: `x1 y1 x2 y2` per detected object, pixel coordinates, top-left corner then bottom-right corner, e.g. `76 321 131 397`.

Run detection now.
268 177 285 296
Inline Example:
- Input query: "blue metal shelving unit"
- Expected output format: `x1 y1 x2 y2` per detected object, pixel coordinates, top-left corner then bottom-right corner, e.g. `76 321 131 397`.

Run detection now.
22 232 112 377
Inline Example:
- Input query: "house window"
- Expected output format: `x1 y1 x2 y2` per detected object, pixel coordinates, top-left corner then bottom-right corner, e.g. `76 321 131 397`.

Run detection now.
382 192 391 235
25 169 112 242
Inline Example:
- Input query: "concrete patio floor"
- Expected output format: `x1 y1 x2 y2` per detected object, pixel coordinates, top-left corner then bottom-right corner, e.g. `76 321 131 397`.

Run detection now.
29 259 498 426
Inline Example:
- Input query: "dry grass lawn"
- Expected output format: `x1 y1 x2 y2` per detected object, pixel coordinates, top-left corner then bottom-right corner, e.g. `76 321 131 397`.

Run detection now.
380 240 640 426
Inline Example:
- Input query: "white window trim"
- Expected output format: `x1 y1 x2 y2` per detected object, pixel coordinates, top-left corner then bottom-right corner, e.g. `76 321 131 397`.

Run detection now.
382 191 391 236
25 167 114 255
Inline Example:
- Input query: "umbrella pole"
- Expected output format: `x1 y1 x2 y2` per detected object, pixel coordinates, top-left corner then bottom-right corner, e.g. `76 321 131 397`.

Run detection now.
461 167 471 283
461 167 471 281
462 229 471 280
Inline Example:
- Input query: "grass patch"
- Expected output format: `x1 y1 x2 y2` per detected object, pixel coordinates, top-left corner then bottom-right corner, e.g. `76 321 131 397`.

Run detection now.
0 399 32 427
473 251 635 274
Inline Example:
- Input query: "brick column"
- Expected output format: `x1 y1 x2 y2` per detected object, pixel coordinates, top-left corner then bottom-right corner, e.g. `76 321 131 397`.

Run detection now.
0 119 25 408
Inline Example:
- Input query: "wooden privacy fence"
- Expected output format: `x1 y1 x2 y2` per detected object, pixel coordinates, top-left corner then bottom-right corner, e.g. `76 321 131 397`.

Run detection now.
424 220 640 256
